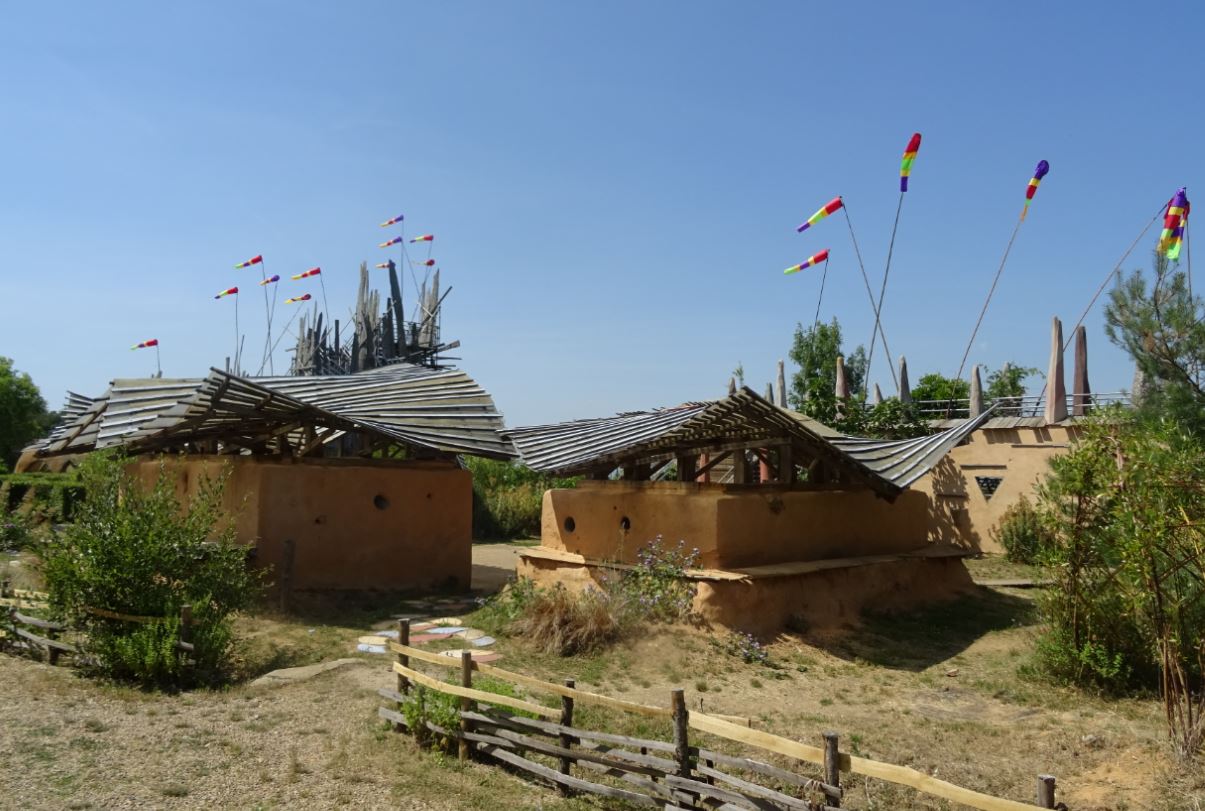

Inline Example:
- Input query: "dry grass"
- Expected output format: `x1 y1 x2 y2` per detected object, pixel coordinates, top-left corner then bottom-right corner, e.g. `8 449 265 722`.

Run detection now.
509 585 621 656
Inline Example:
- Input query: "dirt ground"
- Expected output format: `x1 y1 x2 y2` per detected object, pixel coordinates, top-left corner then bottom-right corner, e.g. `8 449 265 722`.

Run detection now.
2 546 1202 810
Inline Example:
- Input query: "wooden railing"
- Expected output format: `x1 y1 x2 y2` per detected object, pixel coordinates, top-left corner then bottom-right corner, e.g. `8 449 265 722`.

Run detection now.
378 619 1063 810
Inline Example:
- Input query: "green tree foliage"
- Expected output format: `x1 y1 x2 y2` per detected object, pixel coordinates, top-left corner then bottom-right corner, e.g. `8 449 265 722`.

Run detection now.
0 357 51 470
463 457 578 540
1106 250 1205 433
39 452 261 688
788 318 866 410
984 364 1042 401
909 372 970 405
1033 411 1205 757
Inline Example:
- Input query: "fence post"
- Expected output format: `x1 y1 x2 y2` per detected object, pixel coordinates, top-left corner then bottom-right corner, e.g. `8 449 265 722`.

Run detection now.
823 731 841 808
397 619 411 694
1 579 9 598
1036 774 1056 808
558 678 575 794
672 688 690 778
459 651 474 762
179 604 192 649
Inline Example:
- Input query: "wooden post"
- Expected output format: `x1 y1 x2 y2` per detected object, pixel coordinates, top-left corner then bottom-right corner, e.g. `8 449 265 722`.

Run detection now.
397 619 411 694
1 579 9 598
558 678 575 794
179 605 192 645
823 732 841 807
459 650 474 762
1036 774 1056 808
672 688 690 778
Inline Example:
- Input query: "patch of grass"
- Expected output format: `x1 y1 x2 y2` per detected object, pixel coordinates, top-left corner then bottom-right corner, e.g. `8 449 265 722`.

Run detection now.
160 782 189 797
750 677 763 689
694 680 709 692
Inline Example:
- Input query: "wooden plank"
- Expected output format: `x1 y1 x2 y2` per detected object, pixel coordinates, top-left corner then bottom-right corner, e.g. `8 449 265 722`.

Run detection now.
661 772 780 810
13 589 49 601
695 747 840 800
13 626 77 654
692 713 1042 811
389 641 676 718
695 763 814 811
462 709 678 754
11 611 66 632
378 706 407 726
475 725 667 779
477 744 659 807
392 662 558 719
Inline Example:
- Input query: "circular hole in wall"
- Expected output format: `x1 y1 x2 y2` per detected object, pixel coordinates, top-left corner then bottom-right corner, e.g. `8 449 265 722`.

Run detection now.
373 494 390 510
620 516 631 531
563 516 576 533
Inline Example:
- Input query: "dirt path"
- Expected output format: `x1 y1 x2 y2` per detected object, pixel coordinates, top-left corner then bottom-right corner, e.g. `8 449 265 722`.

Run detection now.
470 542 525 595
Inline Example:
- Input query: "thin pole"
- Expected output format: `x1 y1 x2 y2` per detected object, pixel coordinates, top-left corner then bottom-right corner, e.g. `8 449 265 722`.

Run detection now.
155 343 161 377
1033 205 1164 400
866 191 905 390
318 273 331 334
843 204 899 392
267 306 304 357
812 258 831 333
258 260 272 375
234 293 241 373
954 216 1024 384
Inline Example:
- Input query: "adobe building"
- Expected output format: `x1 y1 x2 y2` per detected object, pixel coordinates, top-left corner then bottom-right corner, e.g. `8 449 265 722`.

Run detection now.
505 387 991 634
28 363 513 594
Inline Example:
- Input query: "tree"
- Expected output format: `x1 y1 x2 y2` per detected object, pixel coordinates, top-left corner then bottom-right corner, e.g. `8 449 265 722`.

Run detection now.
1105 250 1205 433
909 372 969 404
985 364 1042 400
0 357 49 470
787 318 866 413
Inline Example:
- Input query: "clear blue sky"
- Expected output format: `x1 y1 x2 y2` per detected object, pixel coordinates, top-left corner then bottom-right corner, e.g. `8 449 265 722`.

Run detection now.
2 2 1201 427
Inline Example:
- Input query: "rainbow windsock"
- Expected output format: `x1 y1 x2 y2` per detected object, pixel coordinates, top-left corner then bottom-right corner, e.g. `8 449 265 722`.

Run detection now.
258 274 280 286
784 249 830 275
1159 187 1190 260
1020 160 1050 221
418 258 435 267
375 262 392 269
900 133 921 192
291 267 321 280
380 236 403 248
285 293 312 304
131 339 159 350
410 234 434 243
796 197 844 233
380 214 404 227
234 255 263 269
214 286 239 299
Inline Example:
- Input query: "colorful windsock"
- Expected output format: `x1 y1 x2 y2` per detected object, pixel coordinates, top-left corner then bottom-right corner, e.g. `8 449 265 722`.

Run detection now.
214 286 239 299
380 236 403 248
285 293 312 304
796 197 844 233
1159 187 1191 260
1020 160 1050 221
131 339 159 350
410 234 434 243
784 249 830 275
258 274 280 286
234 255 263 269
900 133 921 192
418 258 436 267
374 262 392 269
291 268 321 280
380 214 404 227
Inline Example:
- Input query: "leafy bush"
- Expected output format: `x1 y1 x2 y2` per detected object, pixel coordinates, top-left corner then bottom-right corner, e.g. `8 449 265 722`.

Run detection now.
992 496 1050 564
1033 411 1205 756
464 457 578 540
39 452 261 688
0 505 31 552
610 536 700 622
715 631 771 666
0 471 84 525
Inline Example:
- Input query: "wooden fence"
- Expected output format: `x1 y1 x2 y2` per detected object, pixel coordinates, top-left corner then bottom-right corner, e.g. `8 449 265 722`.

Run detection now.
0 581 195 664
377 619 1064 811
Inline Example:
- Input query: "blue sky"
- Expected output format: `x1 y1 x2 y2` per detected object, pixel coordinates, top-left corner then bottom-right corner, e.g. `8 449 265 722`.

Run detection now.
1 2 1200 427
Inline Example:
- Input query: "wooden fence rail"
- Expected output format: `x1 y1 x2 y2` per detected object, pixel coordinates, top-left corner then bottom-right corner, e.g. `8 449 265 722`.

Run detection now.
380 618 1063 811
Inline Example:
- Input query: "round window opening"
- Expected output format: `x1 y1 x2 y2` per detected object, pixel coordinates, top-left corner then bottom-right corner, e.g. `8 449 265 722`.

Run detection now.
373 494 390 510
620 516 631 531
563 516 576 533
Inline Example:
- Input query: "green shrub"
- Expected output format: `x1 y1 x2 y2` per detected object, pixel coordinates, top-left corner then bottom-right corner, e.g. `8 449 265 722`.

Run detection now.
39 452 261 688
464 457 578 540
0 471 84 525
0 504 31 551
991 496 1050 564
